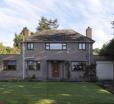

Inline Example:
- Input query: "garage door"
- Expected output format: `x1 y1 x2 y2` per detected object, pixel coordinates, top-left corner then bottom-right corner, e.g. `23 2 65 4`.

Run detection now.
96 61 114 80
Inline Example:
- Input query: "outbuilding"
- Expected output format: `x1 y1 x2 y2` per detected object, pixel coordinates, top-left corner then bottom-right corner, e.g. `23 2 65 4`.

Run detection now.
94 56 114 80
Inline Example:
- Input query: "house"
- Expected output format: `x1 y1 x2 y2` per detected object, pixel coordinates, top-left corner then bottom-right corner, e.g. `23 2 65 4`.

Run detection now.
0 27 94 81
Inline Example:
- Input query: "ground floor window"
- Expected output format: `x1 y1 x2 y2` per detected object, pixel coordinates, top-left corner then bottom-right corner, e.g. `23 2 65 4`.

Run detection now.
3 60 16 70
27 60 35 70
36 61 40 70
71 61 86 71
26 60 40 71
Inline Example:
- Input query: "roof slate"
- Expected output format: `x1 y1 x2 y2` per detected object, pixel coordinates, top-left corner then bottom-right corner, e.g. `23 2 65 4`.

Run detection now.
0 54 20 60
26 29 94 42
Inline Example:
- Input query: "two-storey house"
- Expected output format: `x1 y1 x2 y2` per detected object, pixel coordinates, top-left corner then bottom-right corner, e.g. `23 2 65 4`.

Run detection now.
0 27 94 81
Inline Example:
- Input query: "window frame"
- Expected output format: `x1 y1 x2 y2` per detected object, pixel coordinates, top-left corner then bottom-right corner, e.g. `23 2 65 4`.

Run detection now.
27 42 34 50
3 60 16 71
36 61 40 71
45 43 50 50
78 43 86 50
45 43 67 50
71 61 86 71
26 60 35 70
26 60 40 71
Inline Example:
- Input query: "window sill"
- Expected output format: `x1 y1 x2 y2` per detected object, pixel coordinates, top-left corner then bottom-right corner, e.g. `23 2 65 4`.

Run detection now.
3 70 17 71
78 49 86 51
27 49 34 51
28 70 40 71
45 49 67 51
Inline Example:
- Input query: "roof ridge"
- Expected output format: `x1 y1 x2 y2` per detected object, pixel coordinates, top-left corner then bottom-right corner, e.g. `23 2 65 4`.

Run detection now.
33 29 77 36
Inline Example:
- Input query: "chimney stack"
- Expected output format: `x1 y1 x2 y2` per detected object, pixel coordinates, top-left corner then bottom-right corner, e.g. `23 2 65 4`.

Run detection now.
22 27 32 40
86 27 92 39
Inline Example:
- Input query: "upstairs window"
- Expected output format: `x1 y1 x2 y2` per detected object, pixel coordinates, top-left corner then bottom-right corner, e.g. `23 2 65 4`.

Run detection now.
3 60 16 70
45 43 50 50
45 43 67 50
62 43 67 49
27 43 34 50
79 43 86 50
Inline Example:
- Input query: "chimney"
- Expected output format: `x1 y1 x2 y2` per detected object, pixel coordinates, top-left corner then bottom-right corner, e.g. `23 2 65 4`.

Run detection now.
22 27 32 40
86 27 92 39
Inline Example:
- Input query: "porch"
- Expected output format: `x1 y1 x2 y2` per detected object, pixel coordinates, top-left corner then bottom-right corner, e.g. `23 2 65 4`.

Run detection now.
46 60 85 81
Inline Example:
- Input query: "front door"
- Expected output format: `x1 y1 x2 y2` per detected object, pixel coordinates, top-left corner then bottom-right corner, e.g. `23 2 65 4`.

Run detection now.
52 61 60 78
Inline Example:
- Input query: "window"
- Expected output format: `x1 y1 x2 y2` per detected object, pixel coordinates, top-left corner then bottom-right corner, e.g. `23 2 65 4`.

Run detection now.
45 43 50 50
72 62 85 71
36 61 40 70
62 43 67 49
27 43 34 50
79 43 86 50
3 60 16 70
27 60 40 71
27 60 35 70
45 43 67 50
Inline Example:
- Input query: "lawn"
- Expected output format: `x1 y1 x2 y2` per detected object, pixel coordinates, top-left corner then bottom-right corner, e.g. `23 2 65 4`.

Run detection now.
0 82 114 104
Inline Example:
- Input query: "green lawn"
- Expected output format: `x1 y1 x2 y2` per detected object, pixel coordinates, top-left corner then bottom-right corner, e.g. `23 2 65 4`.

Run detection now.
0 82 114 104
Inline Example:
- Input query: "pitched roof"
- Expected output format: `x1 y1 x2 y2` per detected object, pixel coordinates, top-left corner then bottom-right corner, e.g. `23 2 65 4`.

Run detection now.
26 29 94 42
0 54 20 60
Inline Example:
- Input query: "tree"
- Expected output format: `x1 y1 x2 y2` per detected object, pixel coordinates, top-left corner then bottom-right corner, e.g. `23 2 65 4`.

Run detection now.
1 17 59 54
100 39 114 56
13 33 23 49
0 43 7 54
10 47 20 54
13 27 33 50
0 43 19 54
99 21 114 56
93 48 100 55
36 16 59 31
99 44 107 55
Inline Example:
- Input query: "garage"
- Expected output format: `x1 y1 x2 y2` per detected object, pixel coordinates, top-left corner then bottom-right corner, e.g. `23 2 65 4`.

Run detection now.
96 61 114 80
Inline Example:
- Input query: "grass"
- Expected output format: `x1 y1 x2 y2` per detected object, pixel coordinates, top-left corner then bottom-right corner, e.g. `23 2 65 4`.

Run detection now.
0 82 114 104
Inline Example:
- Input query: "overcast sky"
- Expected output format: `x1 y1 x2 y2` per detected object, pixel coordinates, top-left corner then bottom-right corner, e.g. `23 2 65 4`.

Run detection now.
0 0 114 48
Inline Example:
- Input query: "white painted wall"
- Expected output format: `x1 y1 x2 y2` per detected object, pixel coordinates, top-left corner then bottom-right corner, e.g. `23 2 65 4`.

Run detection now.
96 61 114 80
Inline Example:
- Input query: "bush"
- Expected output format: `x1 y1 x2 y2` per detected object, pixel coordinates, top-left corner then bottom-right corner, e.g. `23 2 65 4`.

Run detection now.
31 74 36 79
84 64 97 82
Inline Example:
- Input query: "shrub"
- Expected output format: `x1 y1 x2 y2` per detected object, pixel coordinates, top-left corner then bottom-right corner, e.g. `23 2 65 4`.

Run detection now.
84 64 97 82
31 74 36 79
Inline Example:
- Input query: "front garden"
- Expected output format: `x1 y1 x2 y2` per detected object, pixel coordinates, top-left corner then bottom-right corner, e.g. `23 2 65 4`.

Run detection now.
0 82 114 104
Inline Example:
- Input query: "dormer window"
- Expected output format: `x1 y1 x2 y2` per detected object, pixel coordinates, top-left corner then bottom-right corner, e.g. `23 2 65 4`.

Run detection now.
45 43 67 50
27 43 34 50
79 43 86 50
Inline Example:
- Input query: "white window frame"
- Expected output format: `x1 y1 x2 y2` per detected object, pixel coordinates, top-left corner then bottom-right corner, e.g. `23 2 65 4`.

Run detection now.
27 43 34 50
45 43 67 50
79 43 86 50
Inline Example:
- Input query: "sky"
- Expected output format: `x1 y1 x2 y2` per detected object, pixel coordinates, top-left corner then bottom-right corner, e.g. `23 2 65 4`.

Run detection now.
0 0 114 49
